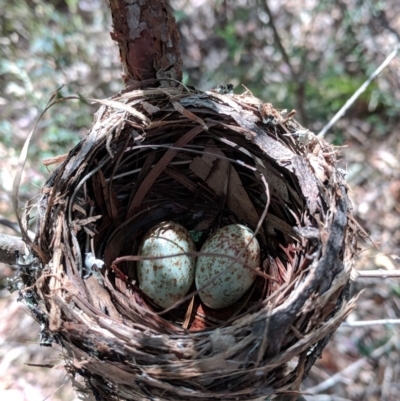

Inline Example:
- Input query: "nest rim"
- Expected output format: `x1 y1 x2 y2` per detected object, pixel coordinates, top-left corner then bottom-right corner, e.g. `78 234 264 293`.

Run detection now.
19 85 359 400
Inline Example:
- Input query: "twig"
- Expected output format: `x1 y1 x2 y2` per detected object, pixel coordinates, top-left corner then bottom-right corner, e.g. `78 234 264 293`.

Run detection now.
257 0 308 124
259 0 297 79
317 43 400 138
303 396 352 401
0 233 27 266
341 319 400 327
0 216 23 234
0 216 35 238
305 337 394 394
354 269 400 279
12 88 79 264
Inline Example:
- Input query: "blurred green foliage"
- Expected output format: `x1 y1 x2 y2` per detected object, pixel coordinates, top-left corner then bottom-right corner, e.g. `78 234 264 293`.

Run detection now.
1 0 399 168
176 0 400 141
0 0 121 170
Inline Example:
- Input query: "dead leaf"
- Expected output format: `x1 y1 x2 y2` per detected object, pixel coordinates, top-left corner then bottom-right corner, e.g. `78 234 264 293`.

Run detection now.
256 160 290 203
308 153 328 183
172 100 208 130
190 141 260 228
42 153 68 166
142 101 160 115
90 98 150 125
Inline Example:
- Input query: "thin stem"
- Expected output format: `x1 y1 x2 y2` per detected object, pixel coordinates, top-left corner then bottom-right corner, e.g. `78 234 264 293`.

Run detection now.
260 0 297 79
305 337 394 394
258 0 308 125
317 43 400 138
354 269 400 279
341 319 400 327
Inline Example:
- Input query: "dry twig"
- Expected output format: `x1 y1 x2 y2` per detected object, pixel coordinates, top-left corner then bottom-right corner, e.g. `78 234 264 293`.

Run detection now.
354 269 400 279
318 43 400 137
305 337 394 394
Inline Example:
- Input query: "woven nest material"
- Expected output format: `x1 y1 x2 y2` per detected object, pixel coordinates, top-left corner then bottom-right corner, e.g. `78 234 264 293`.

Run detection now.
21 85 359 400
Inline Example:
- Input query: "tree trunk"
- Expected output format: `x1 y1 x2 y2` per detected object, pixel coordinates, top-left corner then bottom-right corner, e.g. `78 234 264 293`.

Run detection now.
109 0 182 87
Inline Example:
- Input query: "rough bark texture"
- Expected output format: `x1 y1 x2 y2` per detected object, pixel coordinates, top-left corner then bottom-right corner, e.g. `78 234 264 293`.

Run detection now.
109 0 182 86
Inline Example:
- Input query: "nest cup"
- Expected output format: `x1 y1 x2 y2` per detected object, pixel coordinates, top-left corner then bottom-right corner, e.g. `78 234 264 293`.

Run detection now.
26 85 359 400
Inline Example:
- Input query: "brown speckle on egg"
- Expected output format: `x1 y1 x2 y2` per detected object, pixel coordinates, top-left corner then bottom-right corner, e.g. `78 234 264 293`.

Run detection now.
195 224 260 309
137 221 196 309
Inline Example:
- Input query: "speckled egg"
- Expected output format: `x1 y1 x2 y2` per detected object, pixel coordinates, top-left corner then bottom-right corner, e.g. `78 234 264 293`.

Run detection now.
137 221 196 309
195 224 260 309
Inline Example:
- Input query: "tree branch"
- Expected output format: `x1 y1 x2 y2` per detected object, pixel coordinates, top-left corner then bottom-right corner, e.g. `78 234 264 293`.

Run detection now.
317 43 400 138
341 319 400 327
109 0 182 87
0 233 27 266
305 337 394 394
354 269 400 279
258 0 308 125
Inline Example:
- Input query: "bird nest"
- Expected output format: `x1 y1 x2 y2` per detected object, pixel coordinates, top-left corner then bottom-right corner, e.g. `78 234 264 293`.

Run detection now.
18 85 359 400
